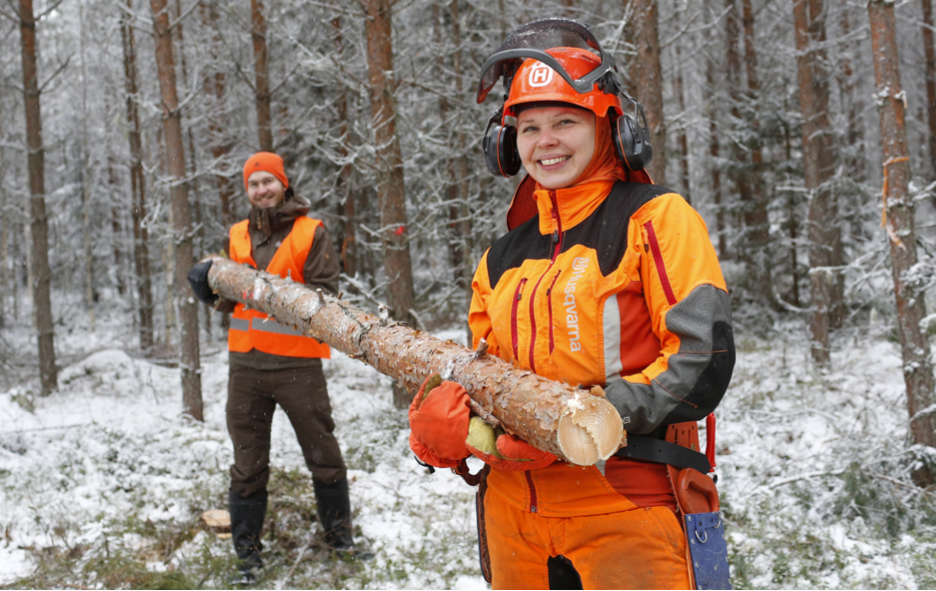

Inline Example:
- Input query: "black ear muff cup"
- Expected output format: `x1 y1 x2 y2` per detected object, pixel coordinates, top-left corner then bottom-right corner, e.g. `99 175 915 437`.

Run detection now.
612 113 653 173
484 124 521 177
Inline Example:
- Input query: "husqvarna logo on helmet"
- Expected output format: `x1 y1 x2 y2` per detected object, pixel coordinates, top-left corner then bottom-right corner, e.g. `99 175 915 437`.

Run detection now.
528 62 554 87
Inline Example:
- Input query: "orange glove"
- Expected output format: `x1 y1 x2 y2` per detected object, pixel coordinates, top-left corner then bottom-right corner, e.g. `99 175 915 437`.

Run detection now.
465 417 557 471
408 374 472 469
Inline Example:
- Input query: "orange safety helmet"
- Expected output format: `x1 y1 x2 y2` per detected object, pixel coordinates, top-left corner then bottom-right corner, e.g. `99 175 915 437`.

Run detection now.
503 47 623 120
478 18 652 179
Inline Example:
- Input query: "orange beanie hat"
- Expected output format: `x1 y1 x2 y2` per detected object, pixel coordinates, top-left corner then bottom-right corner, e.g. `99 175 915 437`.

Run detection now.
243 152 289 191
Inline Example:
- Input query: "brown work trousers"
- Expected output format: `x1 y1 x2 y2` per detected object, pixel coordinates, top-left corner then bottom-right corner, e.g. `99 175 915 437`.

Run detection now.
227 363 347 498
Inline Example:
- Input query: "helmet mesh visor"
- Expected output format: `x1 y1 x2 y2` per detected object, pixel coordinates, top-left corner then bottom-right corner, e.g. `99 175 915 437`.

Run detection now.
478 18 605 103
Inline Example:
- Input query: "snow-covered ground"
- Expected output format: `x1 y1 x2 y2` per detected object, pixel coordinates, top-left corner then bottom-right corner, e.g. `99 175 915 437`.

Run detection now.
1 311 935 589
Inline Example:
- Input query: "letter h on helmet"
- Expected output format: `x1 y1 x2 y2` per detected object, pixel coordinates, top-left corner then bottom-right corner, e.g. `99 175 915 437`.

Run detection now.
477 18 653 177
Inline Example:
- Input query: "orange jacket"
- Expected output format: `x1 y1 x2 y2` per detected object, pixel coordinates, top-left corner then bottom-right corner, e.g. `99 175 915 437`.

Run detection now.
228 216 331 359
469 179 733 516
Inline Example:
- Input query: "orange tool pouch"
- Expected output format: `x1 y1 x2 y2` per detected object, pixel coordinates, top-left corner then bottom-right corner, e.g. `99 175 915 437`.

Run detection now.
664 421 720 515
665 420 731 590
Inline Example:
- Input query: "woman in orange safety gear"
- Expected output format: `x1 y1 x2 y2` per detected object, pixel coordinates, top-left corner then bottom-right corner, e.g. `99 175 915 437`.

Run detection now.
409 18 734 590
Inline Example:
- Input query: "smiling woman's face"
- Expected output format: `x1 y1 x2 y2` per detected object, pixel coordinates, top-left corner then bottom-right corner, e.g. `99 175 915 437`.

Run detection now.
516 105 596 190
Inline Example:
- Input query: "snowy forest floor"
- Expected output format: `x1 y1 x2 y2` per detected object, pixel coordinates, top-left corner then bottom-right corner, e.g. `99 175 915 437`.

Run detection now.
2 309 936 589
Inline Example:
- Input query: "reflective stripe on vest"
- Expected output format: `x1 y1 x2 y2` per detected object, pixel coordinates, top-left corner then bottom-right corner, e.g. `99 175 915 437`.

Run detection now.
250 318 307 337
227 216 331 359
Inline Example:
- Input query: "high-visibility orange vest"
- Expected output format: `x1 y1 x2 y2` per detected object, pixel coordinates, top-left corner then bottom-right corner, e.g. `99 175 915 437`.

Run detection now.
227 216 331 359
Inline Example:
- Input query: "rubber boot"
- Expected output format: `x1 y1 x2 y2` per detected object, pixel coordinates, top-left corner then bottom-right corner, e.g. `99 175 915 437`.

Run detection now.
229 490 267 584
313 478 354 551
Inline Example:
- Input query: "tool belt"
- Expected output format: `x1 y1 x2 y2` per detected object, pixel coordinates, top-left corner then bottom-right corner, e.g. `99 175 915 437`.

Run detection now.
616 419 730 590
614 434 711 474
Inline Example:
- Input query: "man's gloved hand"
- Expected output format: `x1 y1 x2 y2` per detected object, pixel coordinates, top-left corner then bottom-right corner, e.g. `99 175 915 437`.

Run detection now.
408 374 472 469
465 417 557 471
187 260 218 305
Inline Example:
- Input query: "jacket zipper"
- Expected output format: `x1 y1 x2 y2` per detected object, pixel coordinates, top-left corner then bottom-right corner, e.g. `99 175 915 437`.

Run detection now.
644 220 677 306
525 191 566 370
527 273 547 372
550 191 564 260
525 470 538 513
511 278 527 361
545 271 561 354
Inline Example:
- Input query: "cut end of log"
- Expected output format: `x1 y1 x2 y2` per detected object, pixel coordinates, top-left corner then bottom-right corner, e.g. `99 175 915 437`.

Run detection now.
556 397 624 466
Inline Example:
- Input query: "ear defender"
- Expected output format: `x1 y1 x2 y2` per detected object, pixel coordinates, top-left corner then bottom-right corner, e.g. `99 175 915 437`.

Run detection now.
611 103 653 173
483 118 522 177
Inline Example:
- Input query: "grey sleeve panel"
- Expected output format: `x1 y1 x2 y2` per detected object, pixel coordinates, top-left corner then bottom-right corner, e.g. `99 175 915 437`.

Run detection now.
604 284 735 434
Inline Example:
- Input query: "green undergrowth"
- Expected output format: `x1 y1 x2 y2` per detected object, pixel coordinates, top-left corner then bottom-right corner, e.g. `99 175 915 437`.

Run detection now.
8 466 374 589
7 428 481 590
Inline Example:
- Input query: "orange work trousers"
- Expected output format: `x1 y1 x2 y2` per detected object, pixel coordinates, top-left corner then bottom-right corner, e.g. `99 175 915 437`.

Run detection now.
482 486 691 589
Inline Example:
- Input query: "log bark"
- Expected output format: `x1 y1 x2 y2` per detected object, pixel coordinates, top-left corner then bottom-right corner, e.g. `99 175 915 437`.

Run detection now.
150 0 203 420
868 0 936 484
121 0 154 351
205 257 625 466
19 0 57 395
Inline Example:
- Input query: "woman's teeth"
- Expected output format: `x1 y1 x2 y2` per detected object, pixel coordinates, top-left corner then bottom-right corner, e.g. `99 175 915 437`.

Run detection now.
540 156 569 166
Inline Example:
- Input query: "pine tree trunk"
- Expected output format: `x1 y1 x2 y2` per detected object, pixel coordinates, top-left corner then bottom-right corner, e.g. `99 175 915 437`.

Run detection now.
627 0 666 185
783 118 801 307
0 169 8 328
706 49 726 260
206 257 625 466
121 0 154 351
0 94 8 327
793 0 839 364
19 0 57 395
108 161 126 296
150 0 203 420
200 0 236 233
923 0 936 173
868 0 936 485
78 0 96 329
331 16 356 278
838 3 865 180
250 0 273 152
673 1 691 204
741 0 772 303
364 0 418 408
432 4 460 285
725 0 751 246
450 0 473 307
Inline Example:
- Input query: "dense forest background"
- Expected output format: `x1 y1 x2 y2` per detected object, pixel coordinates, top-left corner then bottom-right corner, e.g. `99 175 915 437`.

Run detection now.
1 0 935 394
2 0 936 587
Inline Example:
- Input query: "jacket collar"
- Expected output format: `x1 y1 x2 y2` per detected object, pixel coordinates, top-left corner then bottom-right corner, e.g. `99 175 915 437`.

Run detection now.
533 180 616 236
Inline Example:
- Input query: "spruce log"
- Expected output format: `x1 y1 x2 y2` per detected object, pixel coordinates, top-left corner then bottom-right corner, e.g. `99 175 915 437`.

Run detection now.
206 256 625 466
